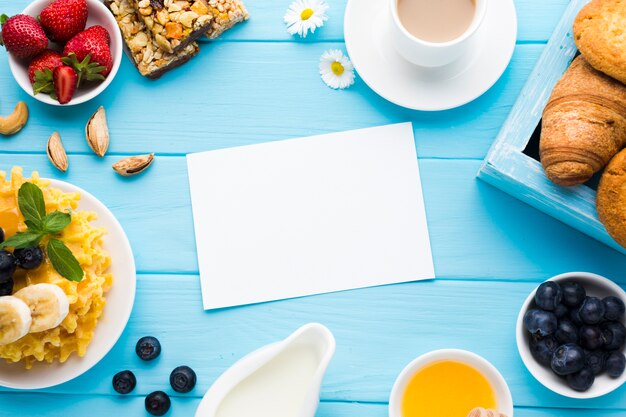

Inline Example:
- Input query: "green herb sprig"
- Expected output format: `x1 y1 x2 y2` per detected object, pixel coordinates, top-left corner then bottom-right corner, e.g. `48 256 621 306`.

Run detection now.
0 182 84 282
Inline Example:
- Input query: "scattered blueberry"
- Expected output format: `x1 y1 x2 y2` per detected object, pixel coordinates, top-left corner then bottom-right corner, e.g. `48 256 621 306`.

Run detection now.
0 277 13 296
136 336 161 361
566 367 595 392
585 350 607 375
554 303 568 319
579 326 604 350
0 250 16 282
551 343 585 376
145 391 171 416
524 309 558 337
606 351 626 378
601 321 626 351
530 336 559 366
535 281 562 311
578 297 606 325
170 365 197 393
112 370 136 394
603 296 625 321
14 247 44 270
561 281 586 308
555 319 579 344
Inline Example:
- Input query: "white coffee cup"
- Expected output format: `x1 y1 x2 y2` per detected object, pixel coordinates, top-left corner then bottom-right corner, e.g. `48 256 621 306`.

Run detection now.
389 0 488 67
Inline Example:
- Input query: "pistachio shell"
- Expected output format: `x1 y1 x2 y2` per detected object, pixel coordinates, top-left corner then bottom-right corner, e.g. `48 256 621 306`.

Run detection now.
85 106 110 157
47 132 68 172
112 153 155 176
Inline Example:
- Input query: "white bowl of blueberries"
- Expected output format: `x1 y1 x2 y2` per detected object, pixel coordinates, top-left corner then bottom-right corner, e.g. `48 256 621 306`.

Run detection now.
516 271 626 399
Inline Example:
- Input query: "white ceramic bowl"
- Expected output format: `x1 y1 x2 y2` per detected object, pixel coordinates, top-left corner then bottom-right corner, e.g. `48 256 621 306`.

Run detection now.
516 272 626 399
7 0 122 106
389 349 514 417
0 179 135 389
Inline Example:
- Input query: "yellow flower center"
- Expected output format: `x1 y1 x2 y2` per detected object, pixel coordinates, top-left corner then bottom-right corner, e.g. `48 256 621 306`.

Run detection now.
331 61 344 76
300 8 314 20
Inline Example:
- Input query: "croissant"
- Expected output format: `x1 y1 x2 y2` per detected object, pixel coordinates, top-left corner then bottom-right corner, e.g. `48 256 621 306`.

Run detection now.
540 56 626 186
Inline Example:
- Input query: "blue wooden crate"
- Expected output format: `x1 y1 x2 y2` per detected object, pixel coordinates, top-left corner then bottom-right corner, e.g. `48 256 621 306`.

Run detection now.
477 0 626 255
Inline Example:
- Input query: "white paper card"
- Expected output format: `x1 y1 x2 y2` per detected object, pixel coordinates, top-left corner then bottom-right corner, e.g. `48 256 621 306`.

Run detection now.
187 123 434 310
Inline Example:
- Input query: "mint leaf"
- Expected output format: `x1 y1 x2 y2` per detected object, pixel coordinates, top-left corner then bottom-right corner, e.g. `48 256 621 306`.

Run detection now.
18 182 46 230
42 211 71 234
47 239 83 282
24 219 44 233
0 231 44 250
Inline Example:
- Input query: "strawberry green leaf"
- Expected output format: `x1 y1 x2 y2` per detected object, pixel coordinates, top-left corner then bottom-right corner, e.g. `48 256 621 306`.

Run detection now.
32 68 55 95
62 53 106 88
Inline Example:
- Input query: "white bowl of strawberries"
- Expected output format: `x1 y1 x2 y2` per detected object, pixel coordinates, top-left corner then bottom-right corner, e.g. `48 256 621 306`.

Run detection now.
2 0 122 105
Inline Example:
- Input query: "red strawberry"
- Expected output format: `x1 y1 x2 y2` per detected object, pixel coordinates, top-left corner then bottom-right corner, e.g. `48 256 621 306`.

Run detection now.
28 49 64 95
0 14 48 59
53 65 77 104
85 25 111 46
39 0 87 43
63 27 113 80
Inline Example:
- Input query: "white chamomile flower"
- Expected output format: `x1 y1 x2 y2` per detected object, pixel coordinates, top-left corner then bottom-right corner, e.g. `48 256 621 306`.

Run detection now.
319 49 355 90
284 0 329 38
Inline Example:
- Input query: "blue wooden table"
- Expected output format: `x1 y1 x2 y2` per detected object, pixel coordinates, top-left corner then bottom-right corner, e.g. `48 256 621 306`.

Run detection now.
1 0 625 415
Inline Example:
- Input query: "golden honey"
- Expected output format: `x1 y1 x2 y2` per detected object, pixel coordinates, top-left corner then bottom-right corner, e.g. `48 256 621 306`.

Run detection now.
401 360 497 417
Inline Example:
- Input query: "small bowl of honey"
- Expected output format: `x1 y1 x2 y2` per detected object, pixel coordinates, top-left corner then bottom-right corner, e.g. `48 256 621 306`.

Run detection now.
389 349 513 417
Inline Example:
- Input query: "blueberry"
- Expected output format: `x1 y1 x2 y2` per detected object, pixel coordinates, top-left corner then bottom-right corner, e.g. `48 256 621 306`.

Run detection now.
578 297 606 325
145 391 171 416
524 309 558 337
561 281 586 308
601 321 626 350
0 228 4 244
554 303 568 319
555 319 579 344
0 277 13 296
530 336 559 366
551 343 585 375
170 365 197 393
570 308 584 326
605 351 626 378
566 367 595 391
14 247 44 270
585 350 607 375
535 281 563 311
579 326 604 350
136 336 161 361
112 370 136 394
0 250 16 283
603 296 625 321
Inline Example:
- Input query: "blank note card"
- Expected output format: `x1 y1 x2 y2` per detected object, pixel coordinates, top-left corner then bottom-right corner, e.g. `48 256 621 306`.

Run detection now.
187 123 434 310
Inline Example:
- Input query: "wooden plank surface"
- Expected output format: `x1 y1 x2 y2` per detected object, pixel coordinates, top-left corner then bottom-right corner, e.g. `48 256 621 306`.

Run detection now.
0 0 625 415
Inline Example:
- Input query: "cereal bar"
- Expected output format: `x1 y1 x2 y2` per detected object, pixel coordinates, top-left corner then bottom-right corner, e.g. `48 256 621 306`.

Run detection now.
205 0 249 39
107 0 199 79
134 0 214 54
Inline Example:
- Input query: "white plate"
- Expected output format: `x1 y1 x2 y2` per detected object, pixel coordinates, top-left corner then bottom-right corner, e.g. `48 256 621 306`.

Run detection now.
0 180 135 389
344 0 517 111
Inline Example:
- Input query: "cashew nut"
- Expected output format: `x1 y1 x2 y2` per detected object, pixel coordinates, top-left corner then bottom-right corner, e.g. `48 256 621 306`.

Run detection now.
0 101 29 136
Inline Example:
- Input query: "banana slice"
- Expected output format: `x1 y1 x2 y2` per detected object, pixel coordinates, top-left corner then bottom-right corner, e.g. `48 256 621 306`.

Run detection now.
0 296 32 345
14 284 69 333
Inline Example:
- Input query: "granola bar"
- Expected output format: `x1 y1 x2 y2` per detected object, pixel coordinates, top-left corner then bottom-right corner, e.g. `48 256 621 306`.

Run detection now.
205 0 249 39
107 0 199 79
134 0 214 54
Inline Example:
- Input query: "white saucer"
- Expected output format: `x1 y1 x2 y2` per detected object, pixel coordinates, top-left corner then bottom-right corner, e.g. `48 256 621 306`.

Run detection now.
0 180 136 389
344 0 517 111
